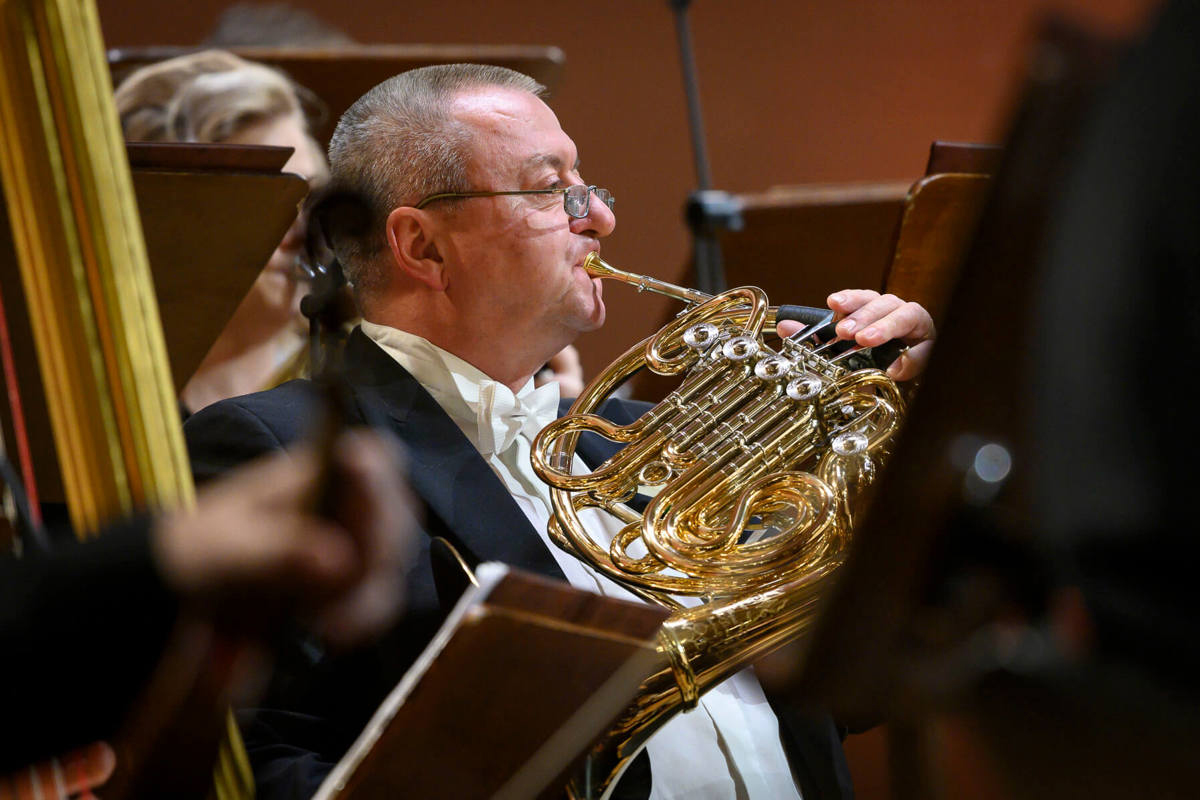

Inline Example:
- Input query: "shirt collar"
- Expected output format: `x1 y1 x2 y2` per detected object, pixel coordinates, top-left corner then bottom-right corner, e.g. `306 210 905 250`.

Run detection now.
361 321 560 457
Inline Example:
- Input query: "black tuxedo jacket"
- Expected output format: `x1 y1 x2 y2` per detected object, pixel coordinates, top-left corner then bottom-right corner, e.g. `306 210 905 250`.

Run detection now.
184 328 853 800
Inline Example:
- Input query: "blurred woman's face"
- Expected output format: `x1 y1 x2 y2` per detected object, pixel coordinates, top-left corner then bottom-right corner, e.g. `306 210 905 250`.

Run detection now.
226 111 330 321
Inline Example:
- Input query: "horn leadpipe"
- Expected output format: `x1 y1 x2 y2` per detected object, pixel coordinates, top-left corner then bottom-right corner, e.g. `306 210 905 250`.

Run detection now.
584 252 833 330
584 252 713 305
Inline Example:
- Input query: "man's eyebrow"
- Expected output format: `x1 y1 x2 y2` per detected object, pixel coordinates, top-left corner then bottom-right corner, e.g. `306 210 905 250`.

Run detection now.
520 153 582 175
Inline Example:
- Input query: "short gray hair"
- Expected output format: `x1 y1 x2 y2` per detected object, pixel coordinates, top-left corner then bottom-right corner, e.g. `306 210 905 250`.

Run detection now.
326 63 546 297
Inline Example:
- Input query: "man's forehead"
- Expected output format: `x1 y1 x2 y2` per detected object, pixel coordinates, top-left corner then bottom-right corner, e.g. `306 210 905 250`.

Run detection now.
449 88 550 138
450 87 577 177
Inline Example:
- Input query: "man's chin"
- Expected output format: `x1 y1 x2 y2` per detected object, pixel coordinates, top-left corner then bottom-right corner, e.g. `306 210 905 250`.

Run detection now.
563 274 606 332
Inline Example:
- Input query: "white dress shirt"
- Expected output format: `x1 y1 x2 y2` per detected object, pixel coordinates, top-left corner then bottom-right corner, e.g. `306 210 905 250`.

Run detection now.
362 322 803 800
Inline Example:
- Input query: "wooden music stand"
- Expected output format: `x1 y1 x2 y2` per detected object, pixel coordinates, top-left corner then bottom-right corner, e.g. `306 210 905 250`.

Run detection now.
924 140 1004 177
108 44 566 142
718 181 913 303
1 142 308 503
879 139 1005 327
126 142 309 390
880 172 992 325
314 564 668 800
714 154 997 323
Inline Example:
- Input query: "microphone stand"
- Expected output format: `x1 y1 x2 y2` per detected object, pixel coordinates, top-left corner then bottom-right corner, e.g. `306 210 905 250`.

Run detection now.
670 0 742 294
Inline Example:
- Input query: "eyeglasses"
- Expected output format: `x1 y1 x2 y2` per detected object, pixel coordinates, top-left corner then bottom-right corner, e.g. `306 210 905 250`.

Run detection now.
414 184 615 219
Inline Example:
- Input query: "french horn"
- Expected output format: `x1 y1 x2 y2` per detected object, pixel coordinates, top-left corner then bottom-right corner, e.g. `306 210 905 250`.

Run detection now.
531 252 907 798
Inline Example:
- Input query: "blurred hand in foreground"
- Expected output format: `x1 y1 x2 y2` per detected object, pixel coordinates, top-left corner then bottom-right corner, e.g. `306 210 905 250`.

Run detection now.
154 429 418 649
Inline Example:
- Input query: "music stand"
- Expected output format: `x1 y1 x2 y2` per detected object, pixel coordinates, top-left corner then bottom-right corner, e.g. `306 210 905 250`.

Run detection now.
880 172 992 325
718 182 913 302
1 142 308 502
924 141 1003 177
312 565 668 800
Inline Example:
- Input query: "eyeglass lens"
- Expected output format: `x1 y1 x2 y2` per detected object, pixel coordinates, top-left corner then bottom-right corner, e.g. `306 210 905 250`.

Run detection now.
564 185 615 218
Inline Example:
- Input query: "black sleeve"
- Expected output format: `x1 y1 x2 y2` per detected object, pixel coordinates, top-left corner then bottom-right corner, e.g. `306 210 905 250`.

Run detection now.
183 391 306 484
0 517 178 770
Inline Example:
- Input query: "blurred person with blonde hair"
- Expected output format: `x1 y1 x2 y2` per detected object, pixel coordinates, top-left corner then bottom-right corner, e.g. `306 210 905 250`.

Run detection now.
115 50 330 415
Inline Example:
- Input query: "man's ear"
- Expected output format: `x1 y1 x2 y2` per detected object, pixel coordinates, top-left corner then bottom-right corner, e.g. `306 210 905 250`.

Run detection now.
385 206 447 290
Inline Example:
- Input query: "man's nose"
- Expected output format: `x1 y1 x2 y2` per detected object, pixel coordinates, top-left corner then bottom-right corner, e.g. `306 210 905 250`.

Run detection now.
571 189 616 238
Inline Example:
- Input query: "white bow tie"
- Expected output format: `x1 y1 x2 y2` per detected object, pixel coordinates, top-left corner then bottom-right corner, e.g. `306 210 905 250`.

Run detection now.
469 378 561 458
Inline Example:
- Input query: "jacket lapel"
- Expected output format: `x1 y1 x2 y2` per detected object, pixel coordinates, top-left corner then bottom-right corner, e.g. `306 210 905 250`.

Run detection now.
341 329 565 580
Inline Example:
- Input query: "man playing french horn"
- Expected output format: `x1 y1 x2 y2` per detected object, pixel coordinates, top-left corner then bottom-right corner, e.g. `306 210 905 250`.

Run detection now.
185 63 935 800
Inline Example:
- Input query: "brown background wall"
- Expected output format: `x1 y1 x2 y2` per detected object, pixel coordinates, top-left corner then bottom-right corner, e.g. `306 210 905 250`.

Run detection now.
97 0 1160 377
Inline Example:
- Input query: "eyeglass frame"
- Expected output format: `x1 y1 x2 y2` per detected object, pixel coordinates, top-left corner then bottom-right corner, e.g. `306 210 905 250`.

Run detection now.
413 184 614 219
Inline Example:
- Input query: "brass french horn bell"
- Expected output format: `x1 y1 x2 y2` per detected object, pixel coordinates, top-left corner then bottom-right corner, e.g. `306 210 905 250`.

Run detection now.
531 252 906 798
